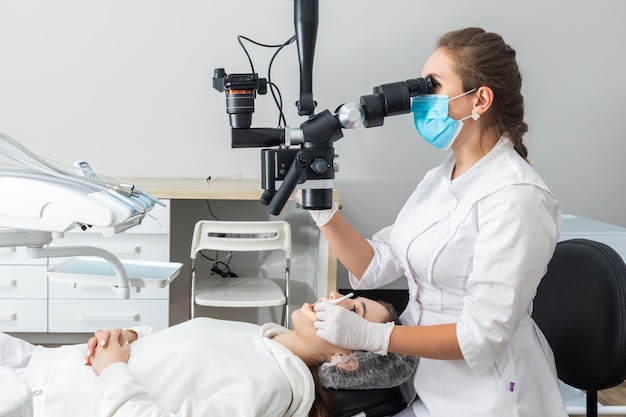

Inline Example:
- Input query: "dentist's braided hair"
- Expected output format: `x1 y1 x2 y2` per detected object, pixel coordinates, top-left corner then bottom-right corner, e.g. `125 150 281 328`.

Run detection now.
437 27 529 162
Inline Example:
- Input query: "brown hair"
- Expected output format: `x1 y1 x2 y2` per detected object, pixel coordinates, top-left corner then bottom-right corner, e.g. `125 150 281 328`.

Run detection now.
437 27 529 161
308 365 337 417
307 298 401 416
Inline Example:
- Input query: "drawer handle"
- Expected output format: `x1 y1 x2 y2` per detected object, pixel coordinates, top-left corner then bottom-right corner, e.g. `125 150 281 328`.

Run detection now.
80 313 139 322
108 246 141 255
0 279 17 287
0 313 17 321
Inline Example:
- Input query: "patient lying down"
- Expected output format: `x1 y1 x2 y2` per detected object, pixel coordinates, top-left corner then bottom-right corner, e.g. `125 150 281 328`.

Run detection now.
0 292 416 417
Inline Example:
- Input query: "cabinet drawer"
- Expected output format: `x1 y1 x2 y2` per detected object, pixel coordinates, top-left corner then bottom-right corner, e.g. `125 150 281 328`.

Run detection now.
0 265 48 298
0 299 48 332
49 280 169 300
48 234 169 264
48 299 169 332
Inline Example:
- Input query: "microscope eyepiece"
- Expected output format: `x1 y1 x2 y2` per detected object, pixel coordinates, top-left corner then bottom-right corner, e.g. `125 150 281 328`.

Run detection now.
360 75 433 128
406 75 433 96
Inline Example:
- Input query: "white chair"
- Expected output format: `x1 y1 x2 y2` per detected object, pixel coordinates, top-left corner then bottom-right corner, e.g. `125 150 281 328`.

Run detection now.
190 220 291 326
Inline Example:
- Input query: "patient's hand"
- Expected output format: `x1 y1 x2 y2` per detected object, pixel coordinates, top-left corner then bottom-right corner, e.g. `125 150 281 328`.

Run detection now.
85 328 137 366
86 328 131 375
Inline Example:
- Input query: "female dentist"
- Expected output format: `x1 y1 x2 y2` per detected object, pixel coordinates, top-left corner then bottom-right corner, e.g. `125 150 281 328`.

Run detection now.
309 27 569 416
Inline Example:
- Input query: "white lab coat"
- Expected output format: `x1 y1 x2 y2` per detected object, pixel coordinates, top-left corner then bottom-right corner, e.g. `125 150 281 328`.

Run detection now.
15 318 314 417
350 138 568 416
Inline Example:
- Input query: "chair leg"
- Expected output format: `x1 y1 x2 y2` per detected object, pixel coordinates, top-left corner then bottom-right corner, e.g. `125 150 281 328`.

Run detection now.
586 390 598 417
190 267 196 319
281 304 287 328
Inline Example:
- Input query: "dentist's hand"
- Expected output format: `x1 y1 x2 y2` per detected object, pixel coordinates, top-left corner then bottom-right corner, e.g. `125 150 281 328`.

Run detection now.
290 189 338 227
314 302 394 355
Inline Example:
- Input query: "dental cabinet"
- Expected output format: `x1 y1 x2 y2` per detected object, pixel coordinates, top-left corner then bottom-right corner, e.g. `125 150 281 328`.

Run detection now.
0 201 171 344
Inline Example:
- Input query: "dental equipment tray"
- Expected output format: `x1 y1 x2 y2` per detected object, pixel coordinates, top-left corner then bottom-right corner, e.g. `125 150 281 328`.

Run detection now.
48 258 183 288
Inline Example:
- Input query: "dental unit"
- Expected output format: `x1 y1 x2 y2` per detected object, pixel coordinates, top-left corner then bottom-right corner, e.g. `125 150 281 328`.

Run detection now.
0 131 173 299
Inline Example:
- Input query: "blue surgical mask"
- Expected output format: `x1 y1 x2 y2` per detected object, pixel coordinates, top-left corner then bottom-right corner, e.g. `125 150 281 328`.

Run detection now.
410 89 477 150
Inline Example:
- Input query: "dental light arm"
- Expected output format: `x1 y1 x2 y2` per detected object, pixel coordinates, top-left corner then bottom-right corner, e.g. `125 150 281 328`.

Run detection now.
213 0 433 216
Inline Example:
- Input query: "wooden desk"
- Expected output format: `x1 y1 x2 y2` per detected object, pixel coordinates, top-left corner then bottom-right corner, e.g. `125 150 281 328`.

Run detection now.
128 178 265 200
126 177 338 295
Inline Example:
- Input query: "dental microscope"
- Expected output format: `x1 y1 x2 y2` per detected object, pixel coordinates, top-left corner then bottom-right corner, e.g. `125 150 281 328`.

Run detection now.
212 0 433 215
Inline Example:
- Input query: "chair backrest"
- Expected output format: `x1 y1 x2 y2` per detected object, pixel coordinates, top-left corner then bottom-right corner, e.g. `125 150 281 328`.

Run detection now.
190 220 291 260
532 238 626 390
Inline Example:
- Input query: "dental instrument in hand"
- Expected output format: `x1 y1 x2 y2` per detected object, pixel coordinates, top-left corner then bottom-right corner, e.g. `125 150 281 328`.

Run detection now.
329 292 354 305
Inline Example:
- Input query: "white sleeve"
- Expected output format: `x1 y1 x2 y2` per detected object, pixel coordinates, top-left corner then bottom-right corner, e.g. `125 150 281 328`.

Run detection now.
98 363 255 417
348 225 406 290
456 184 561 375
125 326 153 340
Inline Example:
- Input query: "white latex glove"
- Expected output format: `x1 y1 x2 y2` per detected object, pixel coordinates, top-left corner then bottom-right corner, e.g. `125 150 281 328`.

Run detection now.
290 189 338 227
314 301 394 355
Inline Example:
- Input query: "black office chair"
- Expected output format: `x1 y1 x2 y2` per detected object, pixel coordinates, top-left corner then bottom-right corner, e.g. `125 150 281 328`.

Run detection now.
532 238 626 417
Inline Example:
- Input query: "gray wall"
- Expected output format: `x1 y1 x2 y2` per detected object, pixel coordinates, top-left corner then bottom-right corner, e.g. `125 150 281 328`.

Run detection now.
2 1 625 292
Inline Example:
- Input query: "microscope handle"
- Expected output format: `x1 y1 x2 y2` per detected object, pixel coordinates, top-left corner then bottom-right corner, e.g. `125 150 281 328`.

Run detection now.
260 189 276 206
267 150 310 215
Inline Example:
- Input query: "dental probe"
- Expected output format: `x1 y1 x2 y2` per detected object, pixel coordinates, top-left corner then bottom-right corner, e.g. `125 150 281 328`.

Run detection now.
329 292 354 305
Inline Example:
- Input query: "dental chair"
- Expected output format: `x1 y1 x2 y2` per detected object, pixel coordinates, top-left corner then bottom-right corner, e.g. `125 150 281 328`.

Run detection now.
334 387 407 417
532 238 626 417
0 133 177 417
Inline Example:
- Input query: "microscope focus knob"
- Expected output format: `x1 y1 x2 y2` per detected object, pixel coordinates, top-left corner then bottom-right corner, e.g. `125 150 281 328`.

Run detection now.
337 102 364 129
310 158 330 174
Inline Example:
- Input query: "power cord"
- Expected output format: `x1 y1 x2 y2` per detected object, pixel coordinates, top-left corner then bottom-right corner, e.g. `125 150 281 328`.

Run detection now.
236 34 296 127
199 201 240 277
200 250 238 278
210 261 238 278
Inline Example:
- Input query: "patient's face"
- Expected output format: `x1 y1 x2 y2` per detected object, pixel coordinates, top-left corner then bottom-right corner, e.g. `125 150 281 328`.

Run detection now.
292 291 391 341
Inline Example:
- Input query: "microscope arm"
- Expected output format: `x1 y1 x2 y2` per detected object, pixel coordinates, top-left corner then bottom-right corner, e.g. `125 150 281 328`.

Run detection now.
294 0 318 116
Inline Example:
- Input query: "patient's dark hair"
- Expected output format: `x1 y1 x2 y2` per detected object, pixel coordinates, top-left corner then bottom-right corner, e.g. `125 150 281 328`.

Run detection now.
307 299 401 417
309 366 336 417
